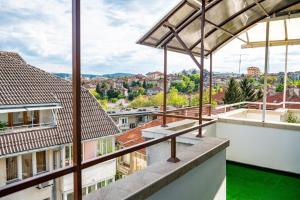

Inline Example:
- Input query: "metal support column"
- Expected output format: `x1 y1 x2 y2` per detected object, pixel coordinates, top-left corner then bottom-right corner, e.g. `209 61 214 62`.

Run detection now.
197 0 205 137
283 45 288 109
72 0 82 199
209 54 212 116
283 20 289 109
167 137 180 163
262 20 270 122
162 46 168 127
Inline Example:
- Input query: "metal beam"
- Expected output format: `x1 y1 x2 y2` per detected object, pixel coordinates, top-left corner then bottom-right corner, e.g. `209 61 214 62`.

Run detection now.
283 44 289 109
197 0 206 137
253 0 269 17
162 46 168 127
158 0 224 48
241 39 300 48
72 0 82 199
283 19 288 109
206 20 247 43
189 0 266 51
166 25 202 69
262 20 270 122
209 53 212 116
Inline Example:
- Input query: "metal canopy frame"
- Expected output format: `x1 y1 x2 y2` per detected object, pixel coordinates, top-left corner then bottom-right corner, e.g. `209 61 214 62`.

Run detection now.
137 0 300 57
139 0 300 131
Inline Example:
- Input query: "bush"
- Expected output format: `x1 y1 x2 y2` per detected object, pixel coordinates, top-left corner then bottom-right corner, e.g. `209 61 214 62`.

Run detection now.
0 121 7 130
286 111 298 123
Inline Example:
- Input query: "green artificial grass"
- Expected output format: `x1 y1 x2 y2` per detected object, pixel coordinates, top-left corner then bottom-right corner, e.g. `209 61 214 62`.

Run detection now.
227 162 300 200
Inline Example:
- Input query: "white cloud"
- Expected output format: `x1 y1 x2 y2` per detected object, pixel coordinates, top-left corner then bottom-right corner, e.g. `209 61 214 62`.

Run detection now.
0 0 299 74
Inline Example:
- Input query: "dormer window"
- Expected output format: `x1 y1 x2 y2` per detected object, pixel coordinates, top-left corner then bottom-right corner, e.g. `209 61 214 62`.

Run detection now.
0 104 61 133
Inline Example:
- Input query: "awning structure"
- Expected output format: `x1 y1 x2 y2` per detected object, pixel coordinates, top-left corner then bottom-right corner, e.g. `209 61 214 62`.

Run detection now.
137 0 300 57
241 17 300 48
0 104 62 113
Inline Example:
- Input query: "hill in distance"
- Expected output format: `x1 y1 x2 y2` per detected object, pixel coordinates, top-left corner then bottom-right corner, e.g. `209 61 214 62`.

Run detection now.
54 72 135 79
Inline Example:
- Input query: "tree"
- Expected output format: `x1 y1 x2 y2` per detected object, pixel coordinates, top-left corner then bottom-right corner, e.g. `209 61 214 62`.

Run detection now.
276 84 284 92
142 80 147 89
223 78 243 104
240 78 256 101
167 87 188 107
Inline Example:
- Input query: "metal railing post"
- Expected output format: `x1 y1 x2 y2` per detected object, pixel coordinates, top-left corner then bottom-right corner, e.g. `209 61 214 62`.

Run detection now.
167 137 180 163
197 0 206 137
162 46 168 127
72 0 82 199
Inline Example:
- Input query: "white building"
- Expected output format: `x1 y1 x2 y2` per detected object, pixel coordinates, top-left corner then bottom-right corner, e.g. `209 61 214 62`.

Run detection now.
0 52 120 200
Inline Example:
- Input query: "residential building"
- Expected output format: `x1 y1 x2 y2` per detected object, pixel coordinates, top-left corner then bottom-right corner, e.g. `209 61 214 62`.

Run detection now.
247 66 261 77
146 71 163 80
108 107 159 132
0 52 119 200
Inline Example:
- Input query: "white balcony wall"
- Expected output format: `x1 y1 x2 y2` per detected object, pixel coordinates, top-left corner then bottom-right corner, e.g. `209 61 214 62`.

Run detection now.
146 150 226 200
1 186 52 200
216 122 300 174
62 159 116 193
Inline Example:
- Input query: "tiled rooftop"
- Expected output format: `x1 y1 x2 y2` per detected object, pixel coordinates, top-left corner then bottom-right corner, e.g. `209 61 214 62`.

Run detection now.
0 52 119 156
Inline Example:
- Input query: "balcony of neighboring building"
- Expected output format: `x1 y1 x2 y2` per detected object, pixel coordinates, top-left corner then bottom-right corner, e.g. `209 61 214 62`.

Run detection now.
0 106 60 133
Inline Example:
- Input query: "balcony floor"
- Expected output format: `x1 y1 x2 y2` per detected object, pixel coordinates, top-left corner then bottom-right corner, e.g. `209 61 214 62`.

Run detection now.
227 162 300 200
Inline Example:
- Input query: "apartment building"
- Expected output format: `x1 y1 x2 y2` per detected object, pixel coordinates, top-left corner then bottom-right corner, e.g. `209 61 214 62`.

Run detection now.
0 52 119 200
108 107 159 132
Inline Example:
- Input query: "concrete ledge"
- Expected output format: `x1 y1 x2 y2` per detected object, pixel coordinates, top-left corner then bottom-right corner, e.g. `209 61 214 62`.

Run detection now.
218 117 300 131
85 137 229 200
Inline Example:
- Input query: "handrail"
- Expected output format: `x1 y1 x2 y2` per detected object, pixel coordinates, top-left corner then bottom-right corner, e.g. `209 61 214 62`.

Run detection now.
0 119 217 197
215 101 300 111
81 119 217 169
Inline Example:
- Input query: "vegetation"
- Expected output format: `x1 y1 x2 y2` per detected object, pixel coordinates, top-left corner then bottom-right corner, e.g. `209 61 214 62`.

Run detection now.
0 121 7 130
240 78 257 101
89 89 109 110
286 111 298 124
223 78 243 104
224 77 264 104
170 73 200 93
128 87 216 108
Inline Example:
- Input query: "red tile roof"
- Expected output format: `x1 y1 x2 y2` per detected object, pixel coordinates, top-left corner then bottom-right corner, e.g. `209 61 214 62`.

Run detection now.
117 118 180 155
0 52 119 156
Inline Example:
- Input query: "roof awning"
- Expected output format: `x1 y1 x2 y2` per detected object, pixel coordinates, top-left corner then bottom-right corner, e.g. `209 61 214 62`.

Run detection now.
137 0 300 57
0 104 62 114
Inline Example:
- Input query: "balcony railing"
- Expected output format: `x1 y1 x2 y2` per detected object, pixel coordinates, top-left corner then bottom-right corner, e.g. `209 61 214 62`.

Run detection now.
0 122 57 133
0 117 216 198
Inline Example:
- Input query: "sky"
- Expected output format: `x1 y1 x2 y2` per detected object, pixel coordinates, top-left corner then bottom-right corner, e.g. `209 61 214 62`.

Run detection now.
0 0 299 75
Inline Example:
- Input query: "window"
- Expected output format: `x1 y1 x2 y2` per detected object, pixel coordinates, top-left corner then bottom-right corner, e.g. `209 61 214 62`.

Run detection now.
13 112 23 126
106 178 113 185
87 185 96 193
6 156 18 181
65 145 73 166
97 137 114 156
0 113 8 129
106 138 113 154
22 153 32 179
67 192 73 200
36 151 46 173
82 187 87 196
26 111 39 126
97 180 106 189
120 117 128 125
129 123 136 128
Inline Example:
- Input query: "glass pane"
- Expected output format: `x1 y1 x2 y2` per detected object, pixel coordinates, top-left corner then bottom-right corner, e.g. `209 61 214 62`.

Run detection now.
13 112 23 126
82 187 87 196
36 151 46 173
168 4 195 27
67 192 73 200
107 137 113 154
22 153 32 179
206 0 255 25
6 156 18 181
